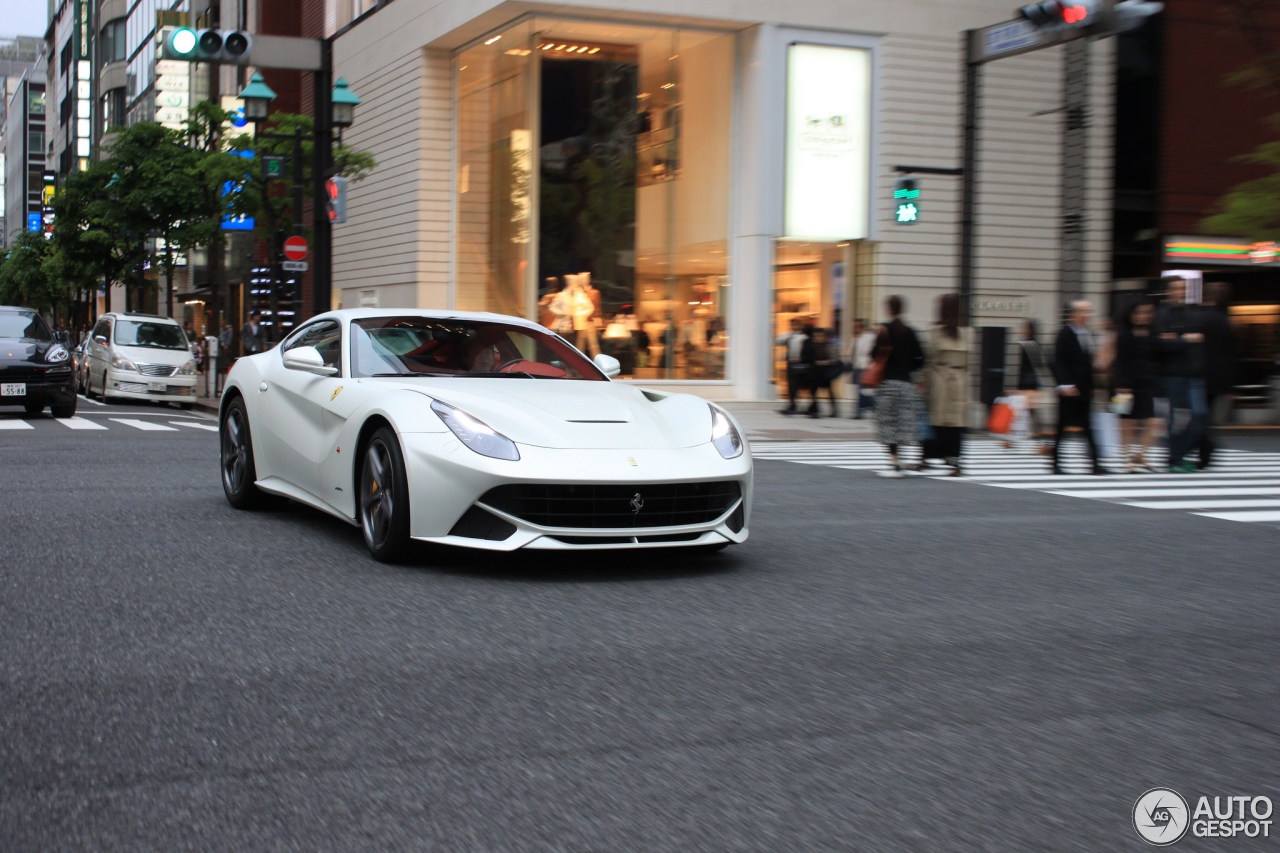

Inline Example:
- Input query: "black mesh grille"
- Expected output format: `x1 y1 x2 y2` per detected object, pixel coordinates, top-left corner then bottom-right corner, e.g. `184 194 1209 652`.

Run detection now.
481 482 741 529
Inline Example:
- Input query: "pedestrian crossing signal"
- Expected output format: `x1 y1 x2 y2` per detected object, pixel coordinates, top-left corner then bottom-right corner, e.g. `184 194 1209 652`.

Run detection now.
325 176 348 224
894 178 920 225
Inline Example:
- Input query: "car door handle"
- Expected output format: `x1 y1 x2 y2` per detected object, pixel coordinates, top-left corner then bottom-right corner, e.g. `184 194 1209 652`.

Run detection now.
259 382 268 393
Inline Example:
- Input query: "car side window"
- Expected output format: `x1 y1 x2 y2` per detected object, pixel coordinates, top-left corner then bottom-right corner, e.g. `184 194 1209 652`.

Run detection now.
92 319 110 342
283 321 342 371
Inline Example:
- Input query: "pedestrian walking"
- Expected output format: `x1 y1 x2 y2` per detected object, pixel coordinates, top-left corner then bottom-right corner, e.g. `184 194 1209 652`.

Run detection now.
874 295 925 477
1153 276 1207 473
1011 318 1054 454
776 317 811 415
1113 298 1160 472
801 327 839 417
847 318 877 419
1197 281 1236 469
217 322 234 393
241 310 266 357
925 293 970 476
1051 300 1109 475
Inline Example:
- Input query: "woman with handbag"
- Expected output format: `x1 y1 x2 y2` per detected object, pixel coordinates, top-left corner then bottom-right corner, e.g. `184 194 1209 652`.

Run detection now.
1012 318 1054 454
873 295 925 477
1113 298 1159 472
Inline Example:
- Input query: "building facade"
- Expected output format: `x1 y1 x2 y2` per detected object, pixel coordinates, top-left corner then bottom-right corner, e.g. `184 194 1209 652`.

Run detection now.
327 0 1117 401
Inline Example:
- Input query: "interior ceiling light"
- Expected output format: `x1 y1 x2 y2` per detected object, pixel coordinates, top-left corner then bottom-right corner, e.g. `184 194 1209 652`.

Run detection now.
504 48 532 55
484 35 501 45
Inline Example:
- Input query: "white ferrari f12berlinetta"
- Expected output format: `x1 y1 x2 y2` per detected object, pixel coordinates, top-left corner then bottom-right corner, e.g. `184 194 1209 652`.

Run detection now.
219 309 752 561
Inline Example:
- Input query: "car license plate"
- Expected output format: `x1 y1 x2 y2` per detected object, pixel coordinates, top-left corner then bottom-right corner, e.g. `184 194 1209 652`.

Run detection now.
1 383 26 396
147 381 166 392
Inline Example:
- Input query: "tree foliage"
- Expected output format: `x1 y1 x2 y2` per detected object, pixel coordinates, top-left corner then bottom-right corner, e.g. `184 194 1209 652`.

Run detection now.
1203 1 1280 240
3 100 375 315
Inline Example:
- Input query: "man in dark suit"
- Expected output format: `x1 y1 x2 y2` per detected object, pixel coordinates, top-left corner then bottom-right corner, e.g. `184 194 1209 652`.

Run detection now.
241 311 265 357
1051 300 1108 475
1197 281 1236 469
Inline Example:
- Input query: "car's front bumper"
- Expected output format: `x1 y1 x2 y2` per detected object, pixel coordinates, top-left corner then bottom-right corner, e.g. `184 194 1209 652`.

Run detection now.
400 435 752 551
0 366 75 407
106 369 197 402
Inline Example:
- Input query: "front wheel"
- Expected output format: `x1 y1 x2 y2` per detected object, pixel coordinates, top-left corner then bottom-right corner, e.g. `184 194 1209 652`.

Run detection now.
360 427 412 562
51 396 76 418
220 397 264 509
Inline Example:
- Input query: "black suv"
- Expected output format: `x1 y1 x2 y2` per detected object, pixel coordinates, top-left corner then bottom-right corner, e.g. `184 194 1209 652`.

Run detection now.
0 306 77 418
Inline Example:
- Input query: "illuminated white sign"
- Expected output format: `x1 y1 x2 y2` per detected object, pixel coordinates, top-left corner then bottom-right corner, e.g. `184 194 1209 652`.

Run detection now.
784 44 871 241
154 59 191 130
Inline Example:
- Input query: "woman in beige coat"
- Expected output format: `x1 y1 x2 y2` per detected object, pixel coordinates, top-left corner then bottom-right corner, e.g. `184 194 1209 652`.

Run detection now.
926 293 970 475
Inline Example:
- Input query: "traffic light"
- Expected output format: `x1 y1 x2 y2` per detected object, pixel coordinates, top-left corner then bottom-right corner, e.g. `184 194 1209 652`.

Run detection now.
1111 0 1163 32
159 27 252 63
326 176 348 224
893 178 919 225
1016 0 1098 29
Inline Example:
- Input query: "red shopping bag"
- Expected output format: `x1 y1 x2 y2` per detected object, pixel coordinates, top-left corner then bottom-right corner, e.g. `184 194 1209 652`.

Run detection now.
987 399 1014 435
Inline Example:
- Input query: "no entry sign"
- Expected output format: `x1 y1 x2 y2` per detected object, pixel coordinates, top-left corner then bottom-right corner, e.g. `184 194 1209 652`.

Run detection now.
283 235 308 261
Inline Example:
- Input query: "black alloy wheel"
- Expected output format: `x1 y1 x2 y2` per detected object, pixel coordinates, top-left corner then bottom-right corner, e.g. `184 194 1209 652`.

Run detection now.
220 398 263 509
360 427 411 562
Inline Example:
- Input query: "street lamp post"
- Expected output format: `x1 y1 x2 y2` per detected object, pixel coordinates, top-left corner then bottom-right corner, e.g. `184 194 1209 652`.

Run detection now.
238 66 360 320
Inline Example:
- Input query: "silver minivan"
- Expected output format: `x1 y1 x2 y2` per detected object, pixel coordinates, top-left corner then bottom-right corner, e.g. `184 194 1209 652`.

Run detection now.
85 313 199 407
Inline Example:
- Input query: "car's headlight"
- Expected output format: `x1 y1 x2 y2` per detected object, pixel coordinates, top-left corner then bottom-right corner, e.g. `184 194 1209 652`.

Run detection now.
110 353 137 371
177 359 197 375
710 404 743 459
431 400 520 461
46 344 69 363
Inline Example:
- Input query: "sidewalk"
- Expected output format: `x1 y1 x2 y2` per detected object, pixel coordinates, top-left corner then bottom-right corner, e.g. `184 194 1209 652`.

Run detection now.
192 384 873 443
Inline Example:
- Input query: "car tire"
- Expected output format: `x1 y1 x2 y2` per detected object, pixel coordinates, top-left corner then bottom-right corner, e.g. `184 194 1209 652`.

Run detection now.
359 426 412 563
99 371 110 402
220 397 264 509
178 402 193 410
51 397 76 418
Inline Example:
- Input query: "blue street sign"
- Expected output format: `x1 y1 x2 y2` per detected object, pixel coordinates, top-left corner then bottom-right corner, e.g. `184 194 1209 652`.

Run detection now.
27 212 41 232
221 149 256 231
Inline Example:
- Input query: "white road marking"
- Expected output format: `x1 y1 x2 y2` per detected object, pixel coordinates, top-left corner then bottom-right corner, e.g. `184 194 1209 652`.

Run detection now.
171 421 217 431
1194 510 1280 523
0 419 34 429
109 418 179 432
57 417 108 430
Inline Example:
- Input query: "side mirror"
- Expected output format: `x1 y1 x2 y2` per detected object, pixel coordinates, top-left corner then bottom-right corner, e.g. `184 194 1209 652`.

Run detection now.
593 353 621 378
282 345 338 376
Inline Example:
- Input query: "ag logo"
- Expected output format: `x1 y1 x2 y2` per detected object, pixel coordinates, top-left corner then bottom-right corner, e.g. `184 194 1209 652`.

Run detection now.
330 385 343 401
1134 788 1190 846
629 492 644 514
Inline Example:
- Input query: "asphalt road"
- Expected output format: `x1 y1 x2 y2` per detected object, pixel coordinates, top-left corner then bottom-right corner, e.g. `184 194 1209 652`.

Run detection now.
2 401 1278 851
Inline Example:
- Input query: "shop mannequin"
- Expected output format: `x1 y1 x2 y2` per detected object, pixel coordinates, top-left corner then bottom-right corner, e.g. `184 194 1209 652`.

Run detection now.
549 273 601 356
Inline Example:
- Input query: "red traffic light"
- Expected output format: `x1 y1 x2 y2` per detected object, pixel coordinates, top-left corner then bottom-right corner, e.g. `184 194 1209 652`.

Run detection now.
1062 3 1087 23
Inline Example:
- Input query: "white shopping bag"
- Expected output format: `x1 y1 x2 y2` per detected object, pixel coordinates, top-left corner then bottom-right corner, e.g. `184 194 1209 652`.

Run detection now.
1092 410 1120 460
1008 394 1029 440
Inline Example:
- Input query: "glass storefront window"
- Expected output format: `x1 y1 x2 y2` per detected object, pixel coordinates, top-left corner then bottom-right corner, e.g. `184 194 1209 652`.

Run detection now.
456 18 733 380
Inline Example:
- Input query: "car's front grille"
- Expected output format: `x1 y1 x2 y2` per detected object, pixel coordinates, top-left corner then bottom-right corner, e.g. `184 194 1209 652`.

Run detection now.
138 363 177 377
480 481 741 529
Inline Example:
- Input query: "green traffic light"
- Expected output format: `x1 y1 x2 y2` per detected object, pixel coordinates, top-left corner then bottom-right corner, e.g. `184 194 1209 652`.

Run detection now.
169 27 198 57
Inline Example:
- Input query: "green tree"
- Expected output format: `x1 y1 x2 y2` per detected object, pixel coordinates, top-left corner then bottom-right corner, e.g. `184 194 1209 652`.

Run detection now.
0 229 58 311
1202 0 1280 240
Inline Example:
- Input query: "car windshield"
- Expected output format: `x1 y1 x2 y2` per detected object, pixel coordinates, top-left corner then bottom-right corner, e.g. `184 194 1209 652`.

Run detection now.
0 311 52 342
114 320 188 350
350 316 606 380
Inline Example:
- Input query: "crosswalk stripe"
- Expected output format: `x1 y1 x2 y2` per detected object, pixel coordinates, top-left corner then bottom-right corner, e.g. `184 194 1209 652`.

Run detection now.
1125 499 1280 510
171 421 218 431
752 438 1280 526
0 419 34 429
1194 510 1280 523
57 417 108 430
109 418 179 432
